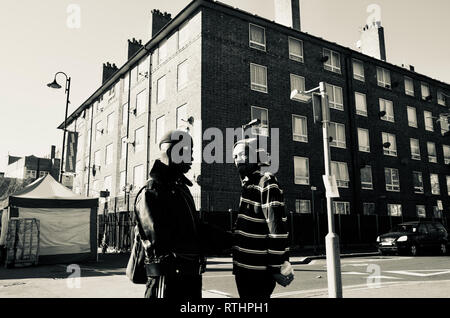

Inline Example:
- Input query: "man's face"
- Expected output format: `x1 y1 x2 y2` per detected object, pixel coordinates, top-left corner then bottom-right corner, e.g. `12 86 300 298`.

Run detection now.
233 143 248 167
169 139 193 174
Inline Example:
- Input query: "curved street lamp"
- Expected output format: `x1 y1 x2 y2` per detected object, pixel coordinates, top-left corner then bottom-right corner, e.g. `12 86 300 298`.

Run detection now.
47 72 71 183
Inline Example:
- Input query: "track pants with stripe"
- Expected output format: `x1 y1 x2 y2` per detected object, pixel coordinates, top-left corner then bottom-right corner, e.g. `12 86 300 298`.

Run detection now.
144 274 202 299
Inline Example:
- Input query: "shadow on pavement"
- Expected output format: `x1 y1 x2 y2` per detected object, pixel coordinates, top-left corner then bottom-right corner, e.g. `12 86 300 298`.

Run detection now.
0 252 131 280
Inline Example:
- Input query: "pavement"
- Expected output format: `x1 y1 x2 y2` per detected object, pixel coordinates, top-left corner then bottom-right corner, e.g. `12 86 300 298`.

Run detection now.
1 247 449 298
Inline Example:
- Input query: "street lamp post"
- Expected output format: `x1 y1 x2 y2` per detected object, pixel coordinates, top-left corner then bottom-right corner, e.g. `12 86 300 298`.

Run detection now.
291 82 343 298
47 72 71 183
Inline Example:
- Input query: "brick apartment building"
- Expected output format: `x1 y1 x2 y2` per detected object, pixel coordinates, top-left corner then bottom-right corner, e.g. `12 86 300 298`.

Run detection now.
60 0 450 223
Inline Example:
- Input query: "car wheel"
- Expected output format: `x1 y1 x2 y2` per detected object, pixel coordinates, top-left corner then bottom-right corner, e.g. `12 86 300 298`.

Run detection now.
439 243 448 255
410 244 419 256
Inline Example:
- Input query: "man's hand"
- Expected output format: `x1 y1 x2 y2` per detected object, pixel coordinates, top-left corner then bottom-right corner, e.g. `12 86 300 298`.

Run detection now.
273 272 294 287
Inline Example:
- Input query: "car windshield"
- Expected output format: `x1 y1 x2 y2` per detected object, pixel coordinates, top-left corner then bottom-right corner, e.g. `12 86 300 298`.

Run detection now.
391 224 417 233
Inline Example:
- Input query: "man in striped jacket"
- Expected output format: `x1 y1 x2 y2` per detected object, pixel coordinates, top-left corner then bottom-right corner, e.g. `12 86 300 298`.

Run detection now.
232 139 294 299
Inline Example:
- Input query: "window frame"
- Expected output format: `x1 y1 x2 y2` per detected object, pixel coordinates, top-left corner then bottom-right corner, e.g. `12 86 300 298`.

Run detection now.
410 138 421 161
385 167 400 192
352 59 365 82
323 48 341 74
329 122 346 148
413 171 424 194
251 106 269 137
249 23 266 51
294 156 310 185
334 201 350 215
292 114 308 143
387 204 402 217
430 173 440 195
250 63 268 93
295 199 311 214
382 132 397 157
379 98 394 122
290 74 306 102
355 92 367 117
427 141 437 163
357 128 370 152
331 161 350 188
377 67 391 88
360 165 373 190
407 106 418 128
424 111 434 132
288 37 304 62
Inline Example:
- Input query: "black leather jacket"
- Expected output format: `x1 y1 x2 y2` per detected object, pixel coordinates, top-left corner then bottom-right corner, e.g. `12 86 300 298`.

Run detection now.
134 160 232 276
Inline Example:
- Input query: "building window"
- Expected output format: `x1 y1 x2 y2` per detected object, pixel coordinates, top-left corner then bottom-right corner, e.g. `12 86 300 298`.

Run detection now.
177 60 189 91
361 166 373 190
437 90 447 106
404 77 414 96
133 165 145 191
155 116 165 144
326 84 344 111
329 122 346 148
123 73 129 93
95 122 103 141
447 176 450 196
158 40 167 65
385 168 400 192
352 59 365 82
334 202 350 215
176 104 187 129
363 203 376 215
379 98 394 122
430 174 440 195
94 150 101 168
121 137 127 159
357 128 370 152
440 114 449 135
295 200 311 213
157 76 166 104
135 126 146 153
410 138 421 160
294 156 309 185
421 82 430 100
250 63 268 93
433 207 443 219
323 48 341 73
331 161 349 188
290 74 305 101
355 92 367 116
106 112 115 134
251 106 269 136
288 37 304 62
105 143 113 165
122 103 128 127
119 171 126 192
413 171 424 194
427 142 437 163
292 115 308 142
104 175 112 192
249 23 266 51
26 170 36 179
377 67 391 88
382 132 397 156
424 111 434 131
416 205 426 218
178 20 189 49
136 90 147 116
443 145 450 164
407 106 418 128
387 204 402 216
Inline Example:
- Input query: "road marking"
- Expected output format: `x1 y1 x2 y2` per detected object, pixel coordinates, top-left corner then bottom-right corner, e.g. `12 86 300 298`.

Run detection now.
203 274 234 278
205 289 232 297
342 272 367 275
385 269 450 277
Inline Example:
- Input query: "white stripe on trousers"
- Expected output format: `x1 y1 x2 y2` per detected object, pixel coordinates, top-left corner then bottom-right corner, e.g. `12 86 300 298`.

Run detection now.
157 276 165 298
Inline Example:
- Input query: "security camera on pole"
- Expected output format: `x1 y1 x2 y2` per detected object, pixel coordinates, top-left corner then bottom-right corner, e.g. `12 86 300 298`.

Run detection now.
291 82 343 298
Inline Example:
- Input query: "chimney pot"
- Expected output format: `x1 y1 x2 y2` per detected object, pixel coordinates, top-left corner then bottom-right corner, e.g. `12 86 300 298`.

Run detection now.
151 8 172 37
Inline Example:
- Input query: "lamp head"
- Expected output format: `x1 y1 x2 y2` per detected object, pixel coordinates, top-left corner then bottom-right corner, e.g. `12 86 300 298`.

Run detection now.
47 79 62 89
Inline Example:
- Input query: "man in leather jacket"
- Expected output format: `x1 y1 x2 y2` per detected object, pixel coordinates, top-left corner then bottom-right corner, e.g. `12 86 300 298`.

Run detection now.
134 130 231 299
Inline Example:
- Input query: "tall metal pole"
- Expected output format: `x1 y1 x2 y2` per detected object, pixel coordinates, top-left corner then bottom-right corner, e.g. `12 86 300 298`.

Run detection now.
319 82 343 298
60 77 71 183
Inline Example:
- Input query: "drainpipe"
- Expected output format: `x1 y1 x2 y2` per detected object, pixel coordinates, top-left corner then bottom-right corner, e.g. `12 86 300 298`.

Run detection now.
124 68 132 212
145 50 153 182
86 104 94 196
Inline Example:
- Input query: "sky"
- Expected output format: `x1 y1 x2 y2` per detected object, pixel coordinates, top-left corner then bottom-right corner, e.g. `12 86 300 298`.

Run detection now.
1 0 449 172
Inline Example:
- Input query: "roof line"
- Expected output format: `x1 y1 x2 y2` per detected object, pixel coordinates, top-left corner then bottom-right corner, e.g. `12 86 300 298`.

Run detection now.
59 0 449 129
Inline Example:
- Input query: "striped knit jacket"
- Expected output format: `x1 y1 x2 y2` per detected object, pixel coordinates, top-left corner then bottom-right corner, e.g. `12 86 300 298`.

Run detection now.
232 170 289 275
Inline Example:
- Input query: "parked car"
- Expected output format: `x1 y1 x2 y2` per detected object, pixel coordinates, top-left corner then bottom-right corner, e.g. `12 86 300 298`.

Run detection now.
376 221 449 256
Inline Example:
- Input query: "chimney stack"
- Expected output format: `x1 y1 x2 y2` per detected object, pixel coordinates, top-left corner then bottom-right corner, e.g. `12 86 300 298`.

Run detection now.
357 21 386 61
274 0 301 31
151 9 172 37
128 38 143 60
102 62 118 84
51 145 56 159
